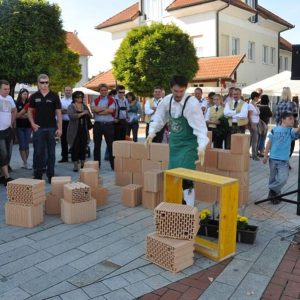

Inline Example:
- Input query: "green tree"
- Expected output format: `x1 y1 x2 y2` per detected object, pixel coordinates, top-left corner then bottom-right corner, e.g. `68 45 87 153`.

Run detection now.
112 23 198 96
0 0 81 94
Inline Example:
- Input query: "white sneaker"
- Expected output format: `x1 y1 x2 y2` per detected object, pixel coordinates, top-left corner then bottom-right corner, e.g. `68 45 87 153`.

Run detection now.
23 162 32 170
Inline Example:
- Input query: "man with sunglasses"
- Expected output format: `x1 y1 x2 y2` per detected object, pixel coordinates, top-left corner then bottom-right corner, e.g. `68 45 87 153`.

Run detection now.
28 74 62 183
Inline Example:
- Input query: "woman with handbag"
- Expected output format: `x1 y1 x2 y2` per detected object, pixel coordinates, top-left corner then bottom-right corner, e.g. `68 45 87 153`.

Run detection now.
126 92 142 142
67 91 92 171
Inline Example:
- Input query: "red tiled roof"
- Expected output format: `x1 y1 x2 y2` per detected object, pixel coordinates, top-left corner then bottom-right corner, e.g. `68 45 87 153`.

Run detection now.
257 5 294 28
84 70 116 90
280 37 292 52
194 54 245 81
66 32 92 56
167 0 256 13
95 2 140 30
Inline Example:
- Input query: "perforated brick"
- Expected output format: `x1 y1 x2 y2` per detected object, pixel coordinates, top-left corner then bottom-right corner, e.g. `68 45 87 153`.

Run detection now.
154 203 199 240
143 170 163 193
121 184 142 207
142 191 160 209
84 160 99 171
146 232 194 273
63 182 91 203
51 176 72 199
91 186 108 206
79 168 99 188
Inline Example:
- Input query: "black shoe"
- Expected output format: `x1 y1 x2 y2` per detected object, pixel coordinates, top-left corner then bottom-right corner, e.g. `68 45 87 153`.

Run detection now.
8 165 12 172
73 168 78 172
58 159 68 163
4 177 13 186
0 176 5 184
48 177 52 184
269 190 281 204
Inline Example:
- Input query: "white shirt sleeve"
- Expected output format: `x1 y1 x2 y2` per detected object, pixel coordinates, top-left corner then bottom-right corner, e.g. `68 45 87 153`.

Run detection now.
205 107 210 121
148 97 169 135
144 99 154 115
224 102 235 117
236 102 249 119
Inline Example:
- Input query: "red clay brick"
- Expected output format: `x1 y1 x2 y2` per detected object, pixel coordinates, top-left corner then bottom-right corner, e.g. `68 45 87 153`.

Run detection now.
140 294 160 300
167 282 189 293
278 260 296 273
153 287 168 296
270 275 288 287
280 296 299 300
292 267 300 275
180 277 211 290
160 290 182 300
262 283 284 300
178 287 203 300
283 281 300 298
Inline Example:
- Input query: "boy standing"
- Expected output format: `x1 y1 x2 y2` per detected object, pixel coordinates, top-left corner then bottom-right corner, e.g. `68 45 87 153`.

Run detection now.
263 111 300 204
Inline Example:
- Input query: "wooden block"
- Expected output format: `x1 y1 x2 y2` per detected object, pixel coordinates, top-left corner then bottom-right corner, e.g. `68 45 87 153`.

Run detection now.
45 192 60 215
112 140 132 158
204 149 218 169
122 158 141 173
130 142 150 159
51 176 72 199
231 134 250 154
79 168 98 188
115 172 133 186
114 157 123 172
206 167 230 177
5 202 43 228
121 184 142 207
141 160 162 173
194 182 219 203
144 170 163 192
150 143 169 162
84 160 99 171
161 160 169 171
61 198 96 224
229 171 249 187
217 151 249 172
133 173 143 186
91 186 108 206
142 191 160 209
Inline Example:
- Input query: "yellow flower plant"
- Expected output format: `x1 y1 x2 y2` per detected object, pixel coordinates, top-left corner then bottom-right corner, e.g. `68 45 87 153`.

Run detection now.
237 214 249 230
199 208 212 224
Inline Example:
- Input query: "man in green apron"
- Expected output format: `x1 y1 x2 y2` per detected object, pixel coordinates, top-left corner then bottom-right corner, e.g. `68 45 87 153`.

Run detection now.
145 75 209 206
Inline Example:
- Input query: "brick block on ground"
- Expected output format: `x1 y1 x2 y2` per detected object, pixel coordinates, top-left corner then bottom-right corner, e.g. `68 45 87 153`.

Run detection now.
161 160 169 171
194 182 219 203
142 191 161 209
229 171 249 187
114 157 123 172
146 232 194 273
84 160 99 171
64 182 91 203
133 173 143 185
144 170 163 193
204 149 218 168
205 167 230 177
230 134 250 154
113 141 132 158
79 168 99 188
115 172 133 186
238 186 249 208
122 158 141 173
141 160 162 173
61 198 96 224
154 202 199 240
150 143 169 162
207 131 212 149
91 186 108 206
51 176 72 199
131 142 150 160
5 202 43 228
121 184 142 207
45 192 60 215
217 150 249 172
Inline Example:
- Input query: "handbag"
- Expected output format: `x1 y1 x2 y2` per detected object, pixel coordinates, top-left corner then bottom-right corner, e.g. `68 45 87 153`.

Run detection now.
86 116 93 130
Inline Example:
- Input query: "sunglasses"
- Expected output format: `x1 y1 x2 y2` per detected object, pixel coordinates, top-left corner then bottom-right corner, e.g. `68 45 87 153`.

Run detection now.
75 96 83 99
118 91 125 94
39 81 49 84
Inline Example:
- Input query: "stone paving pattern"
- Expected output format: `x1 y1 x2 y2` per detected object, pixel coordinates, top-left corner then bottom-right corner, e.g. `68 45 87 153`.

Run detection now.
0 139 299 299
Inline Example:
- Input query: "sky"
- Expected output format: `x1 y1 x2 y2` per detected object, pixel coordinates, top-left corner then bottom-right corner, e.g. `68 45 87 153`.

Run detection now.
48 0 300 78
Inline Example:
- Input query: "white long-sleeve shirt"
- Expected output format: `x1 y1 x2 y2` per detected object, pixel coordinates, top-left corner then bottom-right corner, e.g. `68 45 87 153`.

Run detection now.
224 99 248 123
149 93 209 150
144 98 162 115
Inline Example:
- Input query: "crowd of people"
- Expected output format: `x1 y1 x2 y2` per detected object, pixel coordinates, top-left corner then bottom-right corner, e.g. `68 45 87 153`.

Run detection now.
0 75 299 205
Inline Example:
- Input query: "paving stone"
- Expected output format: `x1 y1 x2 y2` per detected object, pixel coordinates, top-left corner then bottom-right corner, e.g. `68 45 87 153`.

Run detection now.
139 264 164 277
229 272 270 300
36 249 86 272
0 287 30 300
60 288 90 300
20 265 79 295
0 250 52 276
0 227 43 243
124 281 153 298
103 275 130 290
144 275 171 290
160 271 187 283
85 223 124 239
120 269 148 284
82 282 110 298
0 237 33 255
0 245 36 266
26 282 76 300
46 235 92 256
103 288 135 300
115 210 152 226
199 281 235 300
125 226 156 243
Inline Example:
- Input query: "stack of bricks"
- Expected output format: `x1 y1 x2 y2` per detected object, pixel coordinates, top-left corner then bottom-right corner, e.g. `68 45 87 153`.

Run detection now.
61 182 96 224
46 176 71 214
5 178 45 228
121 184 143 207
79 160 107 206
195 133 250 207
146 202 198 273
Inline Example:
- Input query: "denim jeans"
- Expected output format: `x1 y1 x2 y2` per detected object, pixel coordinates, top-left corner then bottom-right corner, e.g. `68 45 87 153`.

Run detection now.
32 128 56 178
269 158 289 194
0 127 13 167
16 127 32 151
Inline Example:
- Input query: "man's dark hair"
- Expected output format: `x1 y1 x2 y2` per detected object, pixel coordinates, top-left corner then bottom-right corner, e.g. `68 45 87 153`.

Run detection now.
108 89 117 96
0 79 9 88
153 86 162 91
194 87 203 93
98 83 108 90
260 94 269 105
116 85 125 91
281 111 293 120
234 88 242 93
169 75 188 88
250 91 259 100
208 92 216 99
126 91 136 101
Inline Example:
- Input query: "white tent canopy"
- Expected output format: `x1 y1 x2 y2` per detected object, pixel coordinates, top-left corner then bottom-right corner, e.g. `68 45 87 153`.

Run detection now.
73 87 99 95
242 71 300 96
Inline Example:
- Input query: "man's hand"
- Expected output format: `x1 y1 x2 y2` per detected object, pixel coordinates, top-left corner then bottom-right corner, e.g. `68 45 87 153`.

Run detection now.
262 157 268 164
56 129 62 138
195 149 205 166
32 123 40 132
145 133 156 148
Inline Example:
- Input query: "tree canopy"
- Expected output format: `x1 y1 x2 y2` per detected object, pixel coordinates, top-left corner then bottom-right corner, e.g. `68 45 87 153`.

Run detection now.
0 0 81 93
112 23 198 96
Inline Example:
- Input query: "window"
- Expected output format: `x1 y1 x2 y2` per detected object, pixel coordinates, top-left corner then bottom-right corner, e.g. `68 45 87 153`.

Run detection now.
246 0 255 8
193 35 204 57
232 37 240 55
279 56 283 71
270 47 276 65
248 41 255 61
284 57 289 70
262 45 269 64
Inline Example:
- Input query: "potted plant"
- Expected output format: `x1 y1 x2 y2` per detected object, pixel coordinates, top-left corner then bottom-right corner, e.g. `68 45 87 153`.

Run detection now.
236 215 258 244
198 209 219 238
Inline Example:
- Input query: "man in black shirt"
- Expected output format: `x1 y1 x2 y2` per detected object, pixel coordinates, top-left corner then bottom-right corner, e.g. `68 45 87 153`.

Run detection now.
28 74 62 183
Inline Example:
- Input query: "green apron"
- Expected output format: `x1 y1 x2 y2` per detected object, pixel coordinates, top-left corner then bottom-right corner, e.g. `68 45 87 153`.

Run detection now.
168 96 198 170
